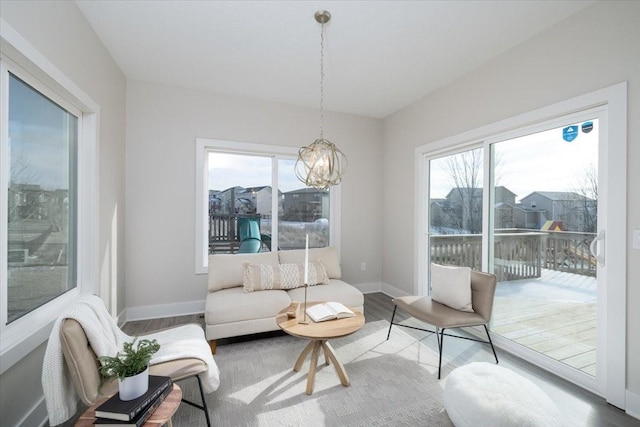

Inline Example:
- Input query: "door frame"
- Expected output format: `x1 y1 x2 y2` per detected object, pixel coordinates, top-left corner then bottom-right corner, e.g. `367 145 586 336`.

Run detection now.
414 82 627 408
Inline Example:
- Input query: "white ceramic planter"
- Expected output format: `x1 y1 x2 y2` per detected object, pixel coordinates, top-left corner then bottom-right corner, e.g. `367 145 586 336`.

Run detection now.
118 367 149 401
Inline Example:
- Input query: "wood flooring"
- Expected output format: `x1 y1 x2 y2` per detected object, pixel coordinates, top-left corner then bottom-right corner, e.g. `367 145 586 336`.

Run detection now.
121 292 638 427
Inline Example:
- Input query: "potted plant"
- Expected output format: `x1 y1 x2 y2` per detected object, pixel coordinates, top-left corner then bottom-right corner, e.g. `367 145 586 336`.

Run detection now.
98 337 160 401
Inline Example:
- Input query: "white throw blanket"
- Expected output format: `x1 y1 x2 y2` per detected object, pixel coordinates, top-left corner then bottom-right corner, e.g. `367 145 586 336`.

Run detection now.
42 295 220 426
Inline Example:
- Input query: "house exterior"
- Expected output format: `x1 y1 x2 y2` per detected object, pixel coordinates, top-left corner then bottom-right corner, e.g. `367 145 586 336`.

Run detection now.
433 187 596 232
215 186 243 214
282 188 329 222
434 186 517 233
211 186 279 217
238 186 277 218
520 191 597 232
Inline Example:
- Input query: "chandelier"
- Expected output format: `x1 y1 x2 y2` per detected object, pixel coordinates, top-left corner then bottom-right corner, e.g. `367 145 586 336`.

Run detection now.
295 10 347 190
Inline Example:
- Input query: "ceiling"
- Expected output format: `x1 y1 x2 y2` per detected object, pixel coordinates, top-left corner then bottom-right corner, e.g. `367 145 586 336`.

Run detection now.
76 1 594 119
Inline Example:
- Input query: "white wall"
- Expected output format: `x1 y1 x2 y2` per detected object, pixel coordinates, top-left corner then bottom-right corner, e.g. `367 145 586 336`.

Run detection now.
125 81 383 312
0 1 126 426
382 0 640 398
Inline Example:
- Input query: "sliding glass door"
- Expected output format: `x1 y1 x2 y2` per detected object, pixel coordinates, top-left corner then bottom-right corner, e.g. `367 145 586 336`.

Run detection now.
489 117 600 381
422 107 612 398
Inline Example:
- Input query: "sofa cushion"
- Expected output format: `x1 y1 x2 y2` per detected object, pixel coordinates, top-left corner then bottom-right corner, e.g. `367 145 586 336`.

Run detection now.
287 279 363 309
208 251 279 291
243 262 329 292
278 246 342 279
205 287 291 325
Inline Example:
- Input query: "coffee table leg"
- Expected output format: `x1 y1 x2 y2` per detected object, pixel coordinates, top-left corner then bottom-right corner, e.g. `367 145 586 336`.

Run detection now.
321 341 350 387
293 341 315 372
322 344 331 366
306 341 322 395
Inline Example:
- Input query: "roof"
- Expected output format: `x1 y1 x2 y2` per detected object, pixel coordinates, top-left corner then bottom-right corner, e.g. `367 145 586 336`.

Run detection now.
284 188 329 195
444 186 516 200
240 186 270 193
521 191 594 202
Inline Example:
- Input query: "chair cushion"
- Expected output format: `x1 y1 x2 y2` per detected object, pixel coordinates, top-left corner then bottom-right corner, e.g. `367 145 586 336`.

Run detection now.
431 263 474 312
393 296 485 328
149 358 208 382
242 261 329 292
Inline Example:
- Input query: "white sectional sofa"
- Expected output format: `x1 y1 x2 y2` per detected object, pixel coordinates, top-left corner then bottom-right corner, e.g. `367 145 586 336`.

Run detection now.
205 246 364 351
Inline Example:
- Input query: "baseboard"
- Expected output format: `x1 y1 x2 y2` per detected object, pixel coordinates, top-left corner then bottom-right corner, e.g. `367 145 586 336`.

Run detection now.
18 395 47 427
627 389 640 420
353 281 383 294
124 299 206 323
380 282 412 298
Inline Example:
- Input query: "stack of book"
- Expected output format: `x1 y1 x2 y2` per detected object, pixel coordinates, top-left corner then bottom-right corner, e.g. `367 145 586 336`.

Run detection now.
93 375 173 426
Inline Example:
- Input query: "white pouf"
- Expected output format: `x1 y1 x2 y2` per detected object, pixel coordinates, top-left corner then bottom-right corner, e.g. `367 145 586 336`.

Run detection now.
443 362 562 427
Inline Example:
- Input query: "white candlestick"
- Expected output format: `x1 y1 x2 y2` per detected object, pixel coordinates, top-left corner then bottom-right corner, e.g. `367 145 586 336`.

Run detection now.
304 234 309 284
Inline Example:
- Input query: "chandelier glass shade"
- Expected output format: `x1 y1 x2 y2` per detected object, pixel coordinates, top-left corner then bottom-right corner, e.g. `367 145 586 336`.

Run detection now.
295 138 348 190
295 10 347 189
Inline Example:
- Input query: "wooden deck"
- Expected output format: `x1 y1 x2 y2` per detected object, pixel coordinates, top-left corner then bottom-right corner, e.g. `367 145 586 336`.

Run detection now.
492 269 597 376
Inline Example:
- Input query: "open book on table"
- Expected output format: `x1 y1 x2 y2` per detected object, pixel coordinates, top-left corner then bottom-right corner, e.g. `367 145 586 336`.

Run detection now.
306 302 356 323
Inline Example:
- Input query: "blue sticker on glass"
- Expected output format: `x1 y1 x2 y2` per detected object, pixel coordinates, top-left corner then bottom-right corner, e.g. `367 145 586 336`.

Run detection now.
581 121 593 133
563 126 578 142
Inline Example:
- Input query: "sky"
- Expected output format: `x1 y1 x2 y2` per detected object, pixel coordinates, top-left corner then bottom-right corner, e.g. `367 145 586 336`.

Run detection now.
429 119 599 202
208 152 306 193
9 74 75 191
211 120 598 200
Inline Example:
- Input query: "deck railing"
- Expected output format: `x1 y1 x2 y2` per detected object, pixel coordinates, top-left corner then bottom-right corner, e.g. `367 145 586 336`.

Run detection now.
209 213 262 254
542 231 596 276
430 229 596 281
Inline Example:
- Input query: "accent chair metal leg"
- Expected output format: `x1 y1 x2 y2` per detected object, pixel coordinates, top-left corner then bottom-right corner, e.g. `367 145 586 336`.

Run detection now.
181 375 211 427
387 306 398 340
437 328 446 380
196 375 212 427
484 324 499 364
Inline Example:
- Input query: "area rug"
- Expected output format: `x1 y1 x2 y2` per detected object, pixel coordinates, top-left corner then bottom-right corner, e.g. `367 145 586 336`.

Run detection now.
173 320 455 427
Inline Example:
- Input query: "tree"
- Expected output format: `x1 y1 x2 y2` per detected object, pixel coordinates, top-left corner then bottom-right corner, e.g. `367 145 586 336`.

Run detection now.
573 164 598 233
444 148 483 234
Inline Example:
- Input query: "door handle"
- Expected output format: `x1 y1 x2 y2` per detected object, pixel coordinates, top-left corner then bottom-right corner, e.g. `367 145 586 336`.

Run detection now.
589 230 605 266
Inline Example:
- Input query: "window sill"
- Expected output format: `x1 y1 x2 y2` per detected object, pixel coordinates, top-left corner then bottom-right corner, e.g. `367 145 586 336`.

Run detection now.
0 288 80 374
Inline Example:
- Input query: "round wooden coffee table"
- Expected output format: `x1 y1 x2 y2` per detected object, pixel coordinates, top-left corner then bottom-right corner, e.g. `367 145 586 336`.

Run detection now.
276 302 365 395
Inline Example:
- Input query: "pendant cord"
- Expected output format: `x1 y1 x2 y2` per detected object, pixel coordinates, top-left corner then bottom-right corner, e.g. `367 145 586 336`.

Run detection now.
319 20 325 140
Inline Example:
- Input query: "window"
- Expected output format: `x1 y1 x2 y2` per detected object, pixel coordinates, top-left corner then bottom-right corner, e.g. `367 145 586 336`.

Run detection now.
195 138 341 274
1 39 98 373
5 73 78 323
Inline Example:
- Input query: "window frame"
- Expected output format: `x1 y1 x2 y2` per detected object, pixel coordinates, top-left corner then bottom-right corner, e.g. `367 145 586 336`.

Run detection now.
0 22 99 374
195 138 341 274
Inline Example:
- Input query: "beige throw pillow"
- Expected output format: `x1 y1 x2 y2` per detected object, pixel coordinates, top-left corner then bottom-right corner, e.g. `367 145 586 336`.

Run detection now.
243 262 329 292
430 263 474 312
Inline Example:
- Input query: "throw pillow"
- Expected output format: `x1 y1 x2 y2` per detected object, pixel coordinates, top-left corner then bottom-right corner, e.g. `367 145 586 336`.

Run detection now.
430 263 474 312
242 262 329 292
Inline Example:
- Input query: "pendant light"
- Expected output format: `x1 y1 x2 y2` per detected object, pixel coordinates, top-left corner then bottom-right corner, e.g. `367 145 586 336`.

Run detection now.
295 10 347 190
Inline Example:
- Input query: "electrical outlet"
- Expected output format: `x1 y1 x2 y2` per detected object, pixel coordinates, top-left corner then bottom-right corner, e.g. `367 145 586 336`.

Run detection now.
633 229 640 250
360 262 366 272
